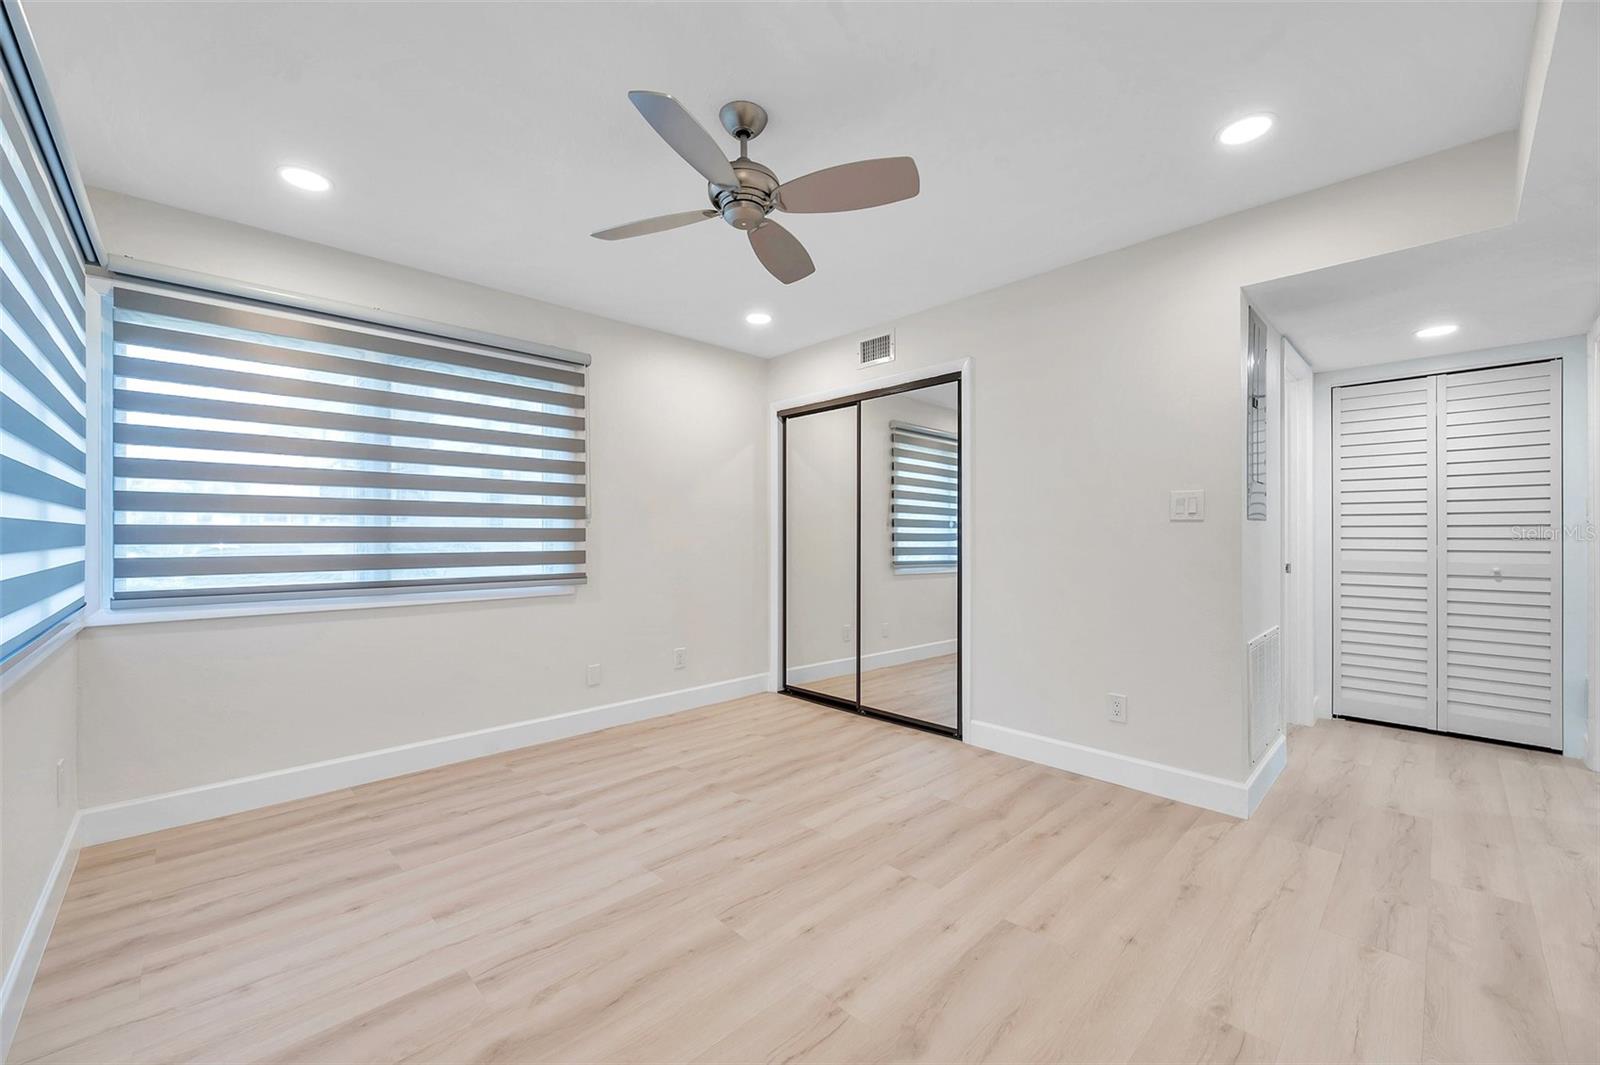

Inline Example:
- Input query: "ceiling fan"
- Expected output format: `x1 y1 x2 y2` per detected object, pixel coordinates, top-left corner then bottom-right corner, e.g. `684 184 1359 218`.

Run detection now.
592 92 920 284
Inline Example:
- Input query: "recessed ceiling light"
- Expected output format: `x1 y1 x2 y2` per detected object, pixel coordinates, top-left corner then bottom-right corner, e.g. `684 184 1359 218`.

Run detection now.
1414 323 1459 339
745 311 772 326
1218 114 1274 147
277 165 332 193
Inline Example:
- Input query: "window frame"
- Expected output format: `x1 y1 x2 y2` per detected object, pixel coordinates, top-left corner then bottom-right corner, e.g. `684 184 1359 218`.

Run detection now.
83 269 590 626
0 15 94 677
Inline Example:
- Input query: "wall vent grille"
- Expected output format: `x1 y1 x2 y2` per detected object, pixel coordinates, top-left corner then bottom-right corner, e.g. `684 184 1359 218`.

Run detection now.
860 333 895 367
1248 626 1282 764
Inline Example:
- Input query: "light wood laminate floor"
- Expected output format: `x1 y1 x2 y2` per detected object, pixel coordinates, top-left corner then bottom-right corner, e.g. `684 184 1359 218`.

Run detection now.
795 654 958 729
13 696 1598 1064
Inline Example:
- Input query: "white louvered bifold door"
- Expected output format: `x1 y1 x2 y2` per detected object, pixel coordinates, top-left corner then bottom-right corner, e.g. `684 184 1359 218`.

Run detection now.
1333 376 1439 730
1440 362 1562 749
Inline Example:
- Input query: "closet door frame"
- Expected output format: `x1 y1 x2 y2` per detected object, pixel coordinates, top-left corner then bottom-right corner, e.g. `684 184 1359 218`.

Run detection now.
1332 358 1565 751
779 371 964 740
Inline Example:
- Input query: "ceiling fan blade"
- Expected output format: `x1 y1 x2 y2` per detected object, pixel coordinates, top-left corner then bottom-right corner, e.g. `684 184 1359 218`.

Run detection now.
777 157 920 214
749 220 815 285
591 209 717 241
627 90 739 188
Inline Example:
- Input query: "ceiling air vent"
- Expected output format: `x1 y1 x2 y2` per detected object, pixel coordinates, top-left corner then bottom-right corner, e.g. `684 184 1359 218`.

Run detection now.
859 332 895 367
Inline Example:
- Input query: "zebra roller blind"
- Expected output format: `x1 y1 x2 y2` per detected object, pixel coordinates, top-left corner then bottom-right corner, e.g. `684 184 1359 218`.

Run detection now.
890 421 958 571
1 55 87 661
110 286 587 606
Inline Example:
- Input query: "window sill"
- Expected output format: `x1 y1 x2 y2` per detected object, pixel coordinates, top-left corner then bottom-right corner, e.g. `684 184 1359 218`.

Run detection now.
0 612 85 692
85 582 579 629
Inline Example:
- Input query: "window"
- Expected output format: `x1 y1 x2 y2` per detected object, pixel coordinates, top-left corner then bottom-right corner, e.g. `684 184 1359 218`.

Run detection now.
890 421 958 571
107 284 587 607
0 53 88 662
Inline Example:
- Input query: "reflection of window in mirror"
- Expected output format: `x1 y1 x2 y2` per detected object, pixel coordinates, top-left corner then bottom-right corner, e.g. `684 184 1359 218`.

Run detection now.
890 422 959 573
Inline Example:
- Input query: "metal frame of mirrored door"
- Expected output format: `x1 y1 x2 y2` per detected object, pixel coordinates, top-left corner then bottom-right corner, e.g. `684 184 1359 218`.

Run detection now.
778 371 963 740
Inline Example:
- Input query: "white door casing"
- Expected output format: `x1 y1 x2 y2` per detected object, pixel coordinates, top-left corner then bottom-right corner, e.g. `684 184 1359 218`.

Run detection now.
1281 342 1315 726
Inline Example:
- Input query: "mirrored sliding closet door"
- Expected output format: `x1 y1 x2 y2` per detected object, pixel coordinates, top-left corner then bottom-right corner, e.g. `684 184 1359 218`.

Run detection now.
860 381 960 731
783 404 859 703
780 374 962 738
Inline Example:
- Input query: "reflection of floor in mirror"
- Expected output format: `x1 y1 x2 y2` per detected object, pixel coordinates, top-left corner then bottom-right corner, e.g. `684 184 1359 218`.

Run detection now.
798 653 957 729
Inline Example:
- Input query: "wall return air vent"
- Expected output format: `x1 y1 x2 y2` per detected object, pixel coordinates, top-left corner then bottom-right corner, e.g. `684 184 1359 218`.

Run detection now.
859 332 895 367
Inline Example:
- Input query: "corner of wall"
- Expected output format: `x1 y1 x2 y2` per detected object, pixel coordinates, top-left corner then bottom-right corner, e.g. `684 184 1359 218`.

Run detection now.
0 631 83 1061
1514 0 1567 208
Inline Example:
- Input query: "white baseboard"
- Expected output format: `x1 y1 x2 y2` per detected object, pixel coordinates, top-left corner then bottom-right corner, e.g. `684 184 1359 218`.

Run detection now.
0 813 80 1061
786 639 956 686
77 672 769 847
965 721 1288 819
1244 734 1289 816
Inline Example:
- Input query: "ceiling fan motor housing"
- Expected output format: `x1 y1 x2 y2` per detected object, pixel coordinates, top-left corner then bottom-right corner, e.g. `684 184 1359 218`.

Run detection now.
710 159 779 231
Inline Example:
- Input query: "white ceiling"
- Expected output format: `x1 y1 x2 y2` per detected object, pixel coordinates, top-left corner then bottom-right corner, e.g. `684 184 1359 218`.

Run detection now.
25 1 1539 358
1247 2 1598 371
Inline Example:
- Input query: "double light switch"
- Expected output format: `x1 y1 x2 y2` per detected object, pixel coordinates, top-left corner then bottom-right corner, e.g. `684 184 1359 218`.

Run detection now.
1169 489 1205 521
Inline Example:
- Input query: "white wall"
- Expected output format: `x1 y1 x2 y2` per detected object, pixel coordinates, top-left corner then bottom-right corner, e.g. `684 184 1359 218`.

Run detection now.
1 636 79 1011
75 190 771 805
1311 335 1591 756
767 135 1517 783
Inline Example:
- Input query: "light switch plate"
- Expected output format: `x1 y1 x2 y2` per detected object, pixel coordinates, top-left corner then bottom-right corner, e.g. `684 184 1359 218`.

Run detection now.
1169 489 1205 521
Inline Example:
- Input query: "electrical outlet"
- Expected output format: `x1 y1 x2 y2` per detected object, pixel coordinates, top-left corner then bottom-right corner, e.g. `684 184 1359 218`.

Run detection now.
586 663 602 687
1107 693 1128 723
842 623 852 643
55 758 65 806
879 622 889 639
672 647 687 670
